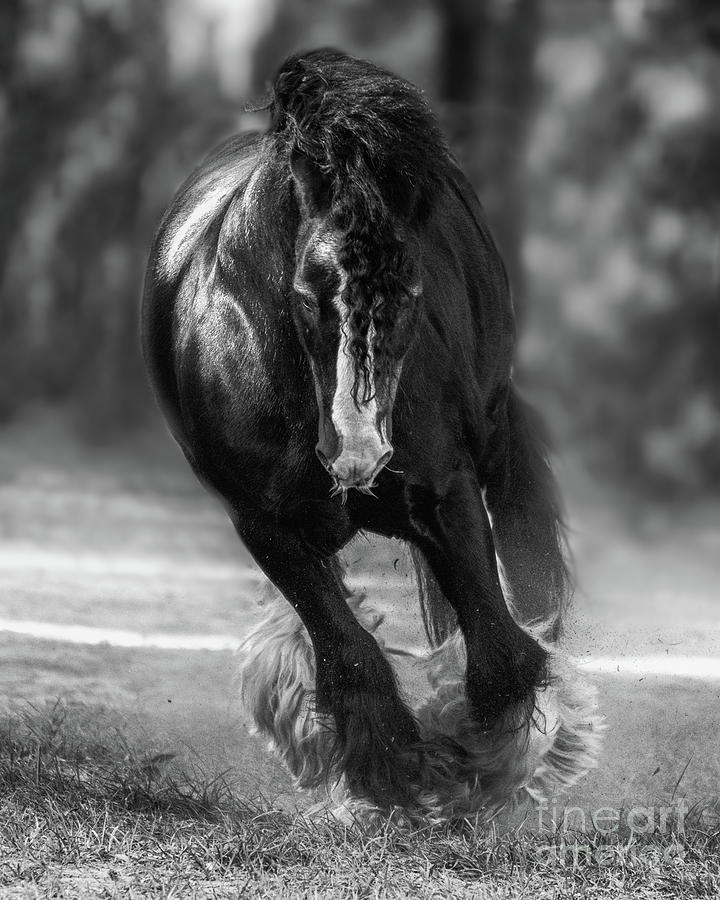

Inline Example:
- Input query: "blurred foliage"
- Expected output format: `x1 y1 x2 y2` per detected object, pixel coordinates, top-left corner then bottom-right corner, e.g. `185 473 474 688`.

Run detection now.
523 0 720 494
0 0 717 496
0 0 246 434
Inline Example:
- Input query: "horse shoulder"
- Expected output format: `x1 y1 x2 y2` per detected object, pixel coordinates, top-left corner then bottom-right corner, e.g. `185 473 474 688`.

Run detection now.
154 133 264 283
143 134 278 443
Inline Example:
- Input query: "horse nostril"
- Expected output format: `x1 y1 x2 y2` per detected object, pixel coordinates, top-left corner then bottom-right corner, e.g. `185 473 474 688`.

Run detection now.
376 447 393 471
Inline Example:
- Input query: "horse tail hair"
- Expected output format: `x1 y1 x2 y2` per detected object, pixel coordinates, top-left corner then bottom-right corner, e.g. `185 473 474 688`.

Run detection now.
484 388 572 642
410 545 457 649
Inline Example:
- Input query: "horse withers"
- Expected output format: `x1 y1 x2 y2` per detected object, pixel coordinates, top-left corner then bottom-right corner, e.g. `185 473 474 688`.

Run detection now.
142 49 602 822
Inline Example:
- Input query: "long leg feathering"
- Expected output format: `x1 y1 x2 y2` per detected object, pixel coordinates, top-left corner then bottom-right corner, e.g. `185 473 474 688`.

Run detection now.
239 589 603 826
237 582 332 788
237 583 387 790
310 624 603 825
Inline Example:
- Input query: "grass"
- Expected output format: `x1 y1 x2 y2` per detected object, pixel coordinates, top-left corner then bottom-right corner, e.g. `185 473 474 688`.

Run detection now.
0 702 718 898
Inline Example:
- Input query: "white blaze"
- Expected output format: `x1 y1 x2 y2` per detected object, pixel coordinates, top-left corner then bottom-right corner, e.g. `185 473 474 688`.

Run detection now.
331 317 387 472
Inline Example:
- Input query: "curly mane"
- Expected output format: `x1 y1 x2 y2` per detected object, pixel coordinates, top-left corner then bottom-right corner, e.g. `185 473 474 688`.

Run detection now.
269 49 451 399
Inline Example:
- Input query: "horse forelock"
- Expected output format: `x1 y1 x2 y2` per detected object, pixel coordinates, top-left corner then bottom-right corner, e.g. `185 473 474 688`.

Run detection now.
269 49 447 183
338 206 417 405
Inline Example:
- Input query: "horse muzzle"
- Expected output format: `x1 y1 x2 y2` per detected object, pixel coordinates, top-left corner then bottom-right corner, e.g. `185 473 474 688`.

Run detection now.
316 435 394 489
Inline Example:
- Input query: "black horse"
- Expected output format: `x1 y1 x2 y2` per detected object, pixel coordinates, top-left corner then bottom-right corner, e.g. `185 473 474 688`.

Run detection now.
142 50 595 818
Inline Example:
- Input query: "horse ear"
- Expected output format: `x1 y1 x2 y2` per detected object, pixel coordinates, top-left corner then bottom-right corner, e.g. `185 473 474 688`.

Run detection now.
290 149 331 217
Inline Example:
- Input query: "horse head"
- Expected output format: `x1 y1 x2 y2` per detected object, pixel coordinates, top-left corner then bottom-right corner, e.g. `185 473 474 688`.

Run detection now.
289 149 422 494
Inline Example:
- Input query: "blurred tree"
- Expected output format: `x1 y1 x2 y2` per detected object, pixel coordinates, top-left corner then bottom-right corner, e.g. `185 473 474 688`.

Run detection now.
436 0 541 320
249 0 304 95
0 0 234 436
524 0 720 495
250 0 433 95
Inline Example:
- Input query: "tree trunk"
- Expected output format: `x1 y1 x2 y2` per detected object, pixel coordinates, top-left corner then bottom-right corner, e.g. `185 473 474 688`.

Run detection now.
436 0 542 323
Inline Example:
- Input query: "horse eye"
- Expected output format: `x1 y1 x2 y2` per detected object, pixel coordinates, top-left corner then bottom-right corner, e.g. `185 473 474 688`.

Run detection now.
293 285 319 317
303 258 340 301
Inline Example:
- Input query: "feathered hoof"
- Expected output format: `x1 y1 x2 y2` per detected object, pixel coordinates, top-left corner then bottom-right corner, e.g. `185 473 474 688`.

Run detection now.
406 628 605 823
306 644 604 830
239 587 604 828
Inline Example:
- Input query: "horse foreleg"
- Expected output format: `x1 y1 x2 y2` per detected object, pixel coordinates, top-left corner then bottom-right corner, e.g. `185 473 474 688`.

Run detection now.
409 469 547 731
233 510 422 808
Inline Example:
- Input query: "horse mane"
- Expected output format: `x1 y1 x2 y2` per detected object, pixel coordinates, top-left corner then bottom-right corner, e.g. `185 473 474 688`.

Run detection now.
268 49 451 401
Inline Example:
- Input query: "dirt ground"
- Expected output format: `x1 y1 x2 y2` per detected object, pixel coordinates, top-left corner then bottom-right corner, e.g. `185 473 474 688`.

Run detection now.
1 411 719 820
